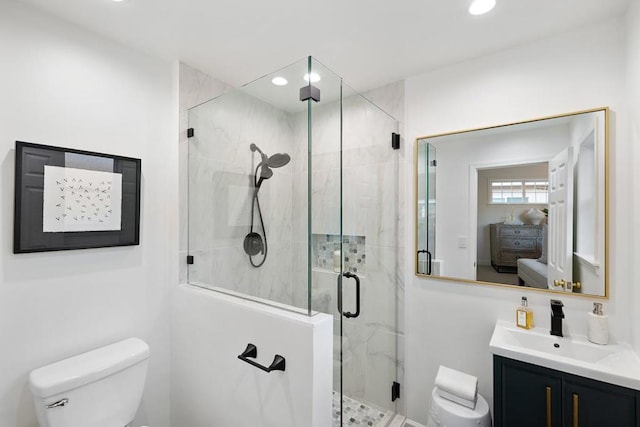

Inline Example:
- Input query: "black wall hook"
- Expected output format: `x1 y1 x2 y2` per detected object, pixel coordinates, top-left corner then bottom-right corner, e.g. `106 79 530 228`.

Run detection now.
237 343 286 373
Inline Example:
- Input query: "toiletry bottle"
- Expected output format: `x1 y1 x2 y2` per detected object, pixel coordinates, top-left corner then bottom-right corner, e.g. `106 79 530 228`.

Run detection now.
516 296 534 329
588 302 609 345
333 249 341 273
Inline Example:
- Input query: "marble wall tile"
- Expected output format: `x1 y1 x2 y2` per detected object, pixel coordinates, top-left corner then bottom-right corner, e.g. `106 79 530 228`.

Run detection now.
363 328 398 410
362 245 402 334
340 318 368 398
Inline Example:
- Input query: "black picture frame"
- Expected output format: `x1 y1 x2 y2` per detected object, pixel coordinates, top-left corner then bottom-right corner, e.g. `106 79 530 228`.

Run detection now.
14 141 141 253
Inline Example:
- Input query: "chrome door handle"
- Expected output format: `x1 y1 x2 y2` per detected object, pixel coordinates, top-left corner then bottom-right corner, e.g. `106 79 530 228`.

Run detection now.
45 398 68 409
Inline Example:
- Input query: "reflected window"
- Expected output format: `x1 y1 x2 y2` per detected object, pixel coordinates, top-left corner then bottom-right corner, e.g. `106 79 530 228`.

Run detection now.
490 179 548 204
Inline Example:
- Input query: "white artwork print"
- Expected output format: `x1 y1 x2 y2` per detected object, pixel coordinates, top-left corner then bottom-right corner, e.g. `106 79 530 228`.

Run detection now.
42 166 123 232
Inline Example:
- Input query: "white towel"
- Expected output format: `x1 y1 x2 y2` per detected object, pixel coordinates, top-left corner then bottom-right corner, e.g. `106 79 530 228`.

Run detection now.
435 386 477 409
434 365 478 403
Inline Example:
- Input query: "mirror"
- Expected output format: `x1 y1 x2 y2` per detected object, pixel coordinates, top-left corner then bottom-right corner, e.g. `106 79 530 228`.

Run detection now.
415 108 608 297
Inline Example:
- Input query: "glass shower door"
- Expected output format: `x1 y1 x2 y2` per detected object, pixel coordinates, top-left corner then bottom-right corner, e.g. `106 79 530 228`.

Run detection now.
337 83 401 426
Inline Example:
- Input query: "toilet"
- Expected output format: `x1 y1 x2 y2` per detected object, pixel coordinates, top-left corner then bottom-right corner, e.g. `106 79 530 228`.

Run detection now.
427 387 492 427
29 337 150 427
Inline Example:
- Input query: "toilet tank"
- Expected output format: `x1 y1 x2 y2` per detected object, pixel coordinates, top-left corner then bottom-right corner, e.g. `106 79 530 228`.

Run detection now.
29 338 150 427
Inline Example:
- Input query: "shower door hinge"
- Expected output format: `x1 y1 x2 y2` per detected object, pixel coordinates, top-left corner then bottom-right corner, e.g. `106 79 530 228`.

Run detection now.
186 255 194 265
391 133 400 150
187 128 195 138
391 381 400 402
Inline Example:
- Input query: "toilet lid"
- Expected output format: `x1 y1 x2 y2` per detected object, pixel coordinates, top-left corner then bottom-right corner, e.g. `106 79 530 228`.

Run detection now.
431 388 490 419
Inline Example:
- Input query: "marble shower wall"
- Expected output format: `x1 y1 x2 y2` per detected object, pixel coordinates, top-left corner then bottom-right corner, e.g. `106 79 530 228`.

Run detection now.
187 88 300 307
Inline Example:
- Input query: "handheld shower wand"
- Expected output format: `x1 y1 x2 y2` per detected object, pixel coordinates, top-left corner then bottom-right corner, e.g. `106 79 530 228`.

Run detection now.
243 143 291 267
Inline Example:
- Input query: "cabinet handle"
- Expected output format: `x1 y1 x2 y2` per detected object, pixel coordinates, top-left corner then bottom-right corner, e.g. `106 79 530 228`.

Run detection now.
546 387 552 427
573 393 579 427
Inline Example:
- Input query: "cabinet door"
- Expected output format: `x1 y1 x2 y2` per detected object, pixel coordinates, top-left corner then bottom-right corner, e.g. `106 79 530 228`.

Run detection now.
562 377 637 427
494 356 562 427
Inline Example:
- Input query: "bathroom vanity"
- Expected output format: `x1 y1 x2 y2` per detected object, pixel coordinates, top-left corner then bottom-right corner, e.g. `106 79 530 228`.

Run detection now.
490 321 640 427
493 355 639 426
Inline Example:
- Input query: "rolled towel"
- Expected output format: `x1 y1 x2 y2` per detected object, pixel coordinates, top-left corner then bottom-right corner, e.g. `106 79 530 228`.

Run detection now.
434 365 478 404
435 386 477 409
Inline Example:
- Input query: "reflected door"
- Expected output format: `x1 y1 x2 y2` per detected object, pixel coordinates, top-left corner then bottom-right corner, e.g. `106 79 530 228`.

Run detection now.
547 147 574 288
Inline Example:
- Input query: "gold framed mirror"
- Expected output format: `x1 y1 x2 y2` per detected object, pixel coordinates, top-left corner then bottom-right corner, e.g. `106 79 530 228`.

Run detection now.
415 107 608 298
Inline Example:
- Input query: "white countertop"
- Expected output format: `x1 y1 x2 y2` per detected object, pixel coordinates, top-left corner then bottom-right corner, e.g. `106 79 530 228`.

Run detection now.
489 320 640 391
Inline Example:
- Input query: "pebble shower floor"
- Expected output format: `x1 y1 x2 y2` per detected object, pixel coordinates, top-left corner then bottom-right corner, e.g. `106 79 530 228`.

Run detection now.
332 391 388 426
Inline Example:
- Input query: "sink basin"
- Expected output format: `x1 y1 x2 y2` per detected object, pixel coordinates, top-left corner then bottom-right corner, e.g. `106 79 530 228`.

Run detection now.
504 326 615 363
490 321 640 390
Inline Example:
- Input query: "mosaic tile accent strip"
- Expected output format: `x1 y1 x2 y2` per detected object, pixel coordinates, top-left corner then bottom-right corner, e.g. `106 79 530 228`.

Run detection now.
313 234 366 275
332 391 387 427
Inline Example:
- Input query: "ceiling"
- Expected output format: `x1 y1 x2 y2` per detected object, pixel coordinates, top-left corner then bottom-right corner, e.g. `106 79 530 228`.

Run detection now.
17 0 630 92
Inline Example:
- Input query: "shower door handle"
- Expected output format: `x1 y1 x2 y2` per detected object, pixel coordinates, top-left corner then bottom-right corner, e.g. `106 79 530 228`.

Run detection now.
337 271 360 319
417 250 432 275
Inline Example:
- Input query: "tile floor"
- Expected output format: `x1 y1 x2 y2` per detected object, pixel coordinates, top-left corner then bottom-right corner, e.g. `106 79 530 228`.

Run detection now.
332 391 388 426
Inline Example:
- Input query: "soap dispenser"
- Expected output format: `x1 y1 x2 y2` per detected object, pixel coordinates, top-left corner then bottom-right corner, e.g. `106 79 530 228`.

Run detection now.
588 302 609 345
516 296 534 329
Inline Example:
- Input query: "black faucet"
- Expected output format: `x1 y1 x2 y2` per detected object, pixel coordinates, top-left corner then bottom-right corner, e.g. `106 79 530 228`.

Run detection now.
550 299 564 337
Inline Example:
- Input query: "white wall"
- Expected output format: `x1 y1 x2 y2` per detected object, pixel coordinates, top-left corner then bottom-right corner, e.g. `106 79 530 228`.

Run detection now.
171 285 332 427
405 18 631 424
0 2 176 426
627 0 640 354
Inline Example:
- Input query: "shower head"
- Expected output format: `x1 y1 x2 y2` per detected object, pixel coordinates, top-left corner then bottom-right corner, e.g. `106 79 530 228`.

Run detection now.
250 143 290 192
259 166 274 179
250 144 291 185
265 153 291 168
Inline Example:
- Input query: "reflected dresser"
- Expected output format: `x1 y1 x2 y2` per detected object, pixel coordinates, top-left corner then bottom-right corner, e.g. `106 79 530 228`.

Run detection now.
490 223 543 273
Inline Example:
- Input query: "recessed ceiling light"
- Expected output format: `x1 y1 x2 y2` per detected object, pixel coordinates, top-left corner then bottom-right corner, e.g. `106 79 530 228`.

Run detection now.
469 0 496 15
112 0 126 2
304 72 321 83
271 77 288 86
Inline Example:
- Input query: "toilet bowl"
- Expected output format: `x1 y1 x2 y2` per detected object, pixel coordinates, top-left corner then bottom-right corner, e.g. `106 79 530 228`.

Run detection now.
29 337 150 427
427 387 492 427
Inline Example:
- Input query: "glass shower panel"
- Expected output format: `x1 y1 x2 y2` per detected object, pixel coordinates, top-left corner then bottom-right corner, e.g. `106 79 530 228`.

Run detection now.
187 58 313 313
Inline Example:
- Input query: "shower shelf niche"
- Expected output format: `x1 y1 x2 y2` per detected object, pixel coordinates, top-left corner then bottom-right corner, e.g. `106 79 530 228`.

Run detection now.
312 233 366 275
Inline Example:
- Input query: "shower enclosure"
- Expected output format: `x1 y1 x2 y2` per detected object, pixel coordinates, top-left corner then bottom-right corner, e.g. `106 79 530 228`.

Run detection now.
187 57 402 426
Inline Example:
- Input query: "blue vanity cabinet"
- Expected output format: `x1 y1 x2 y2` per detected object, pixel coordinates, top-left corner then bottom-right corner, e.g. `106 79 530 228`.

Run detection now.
494 355 639 427
494 355 562 426
562 377 638 427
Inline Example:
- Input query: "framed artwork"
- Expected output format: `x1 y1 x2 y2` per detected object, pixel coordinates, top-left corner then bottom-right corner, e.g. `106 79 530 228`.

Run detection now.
14 141 141 253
